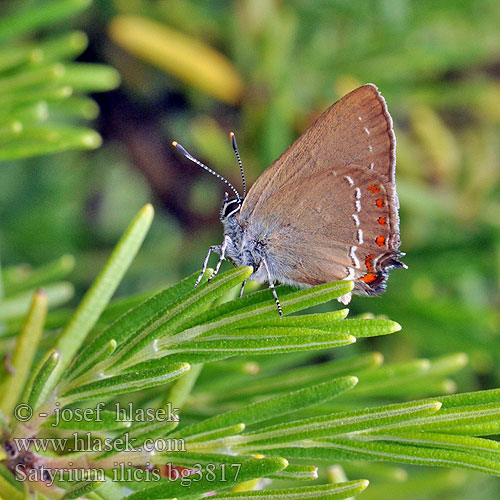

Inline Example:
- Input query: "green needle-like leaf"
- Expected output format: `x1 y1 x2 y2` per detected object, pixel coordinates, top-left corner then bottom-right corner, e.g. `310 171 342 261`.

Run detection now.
205 353 382 402
268 463 318 481
2 254 74 296
0 126 103 160
249 310 349 328
219 401 442 451
0 471 23 499
49 96 100 119
124 456 288 500
0 86 72 113
42 410 131 431
164 362 203 409
60 63 121 91
210 480 369 499
171 332 355 355
183 423 246 444
434 388 500 408
68 270 210 379
45 204 154 399
94 419 179 461
0 64 66 95
0 0 92 44
61 362 190 402
23 349 60 410
0 289 47 416
60 479 104 500
279 437 500 476
29 31 89 63
111 266 254 369
178 376 358 440
373 402 500 433
66 339 118 383
365 431 500 462
182 281 354 336
0 282 73 320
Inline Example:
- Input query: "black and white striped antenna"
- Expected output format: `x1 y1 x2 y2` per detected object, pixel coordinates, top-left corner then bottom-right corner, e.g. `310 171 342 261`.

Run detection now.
229 132 246 198
172 141 241 202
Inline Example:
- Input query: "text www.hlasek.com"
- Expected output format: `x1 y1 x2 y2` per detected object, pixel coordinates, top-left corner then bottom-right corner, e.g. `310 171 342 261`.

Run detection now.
14 433 186 453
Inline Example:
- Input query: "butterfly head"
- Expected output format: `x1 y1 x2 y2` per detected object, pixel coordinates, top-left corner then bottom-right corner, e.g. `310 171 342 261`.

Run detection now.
220 192 242 221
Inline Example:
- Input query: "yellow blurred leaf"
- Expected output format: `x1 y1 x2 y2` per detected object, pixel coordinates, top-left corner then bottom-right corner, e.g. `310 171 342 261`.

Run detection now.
475 82 500 122
108 15 244 105
410 105 461 185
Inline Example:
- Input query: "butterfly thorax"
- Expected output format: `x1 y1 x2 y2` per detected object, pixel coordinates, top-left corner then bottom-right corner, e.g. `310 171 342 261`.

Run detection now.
221 209 268 277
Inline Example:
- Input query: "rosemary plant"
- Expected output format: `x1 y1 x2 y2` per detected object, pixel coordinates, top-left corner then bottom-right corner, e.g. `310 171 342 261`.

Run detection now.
0 205 499 499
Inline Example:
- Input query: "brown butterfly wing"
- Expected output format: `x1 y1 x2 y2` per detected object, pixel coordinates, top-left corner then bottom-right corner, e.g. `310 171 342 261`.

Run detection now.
241 84 396 220
240 84 403 296
251 166 402 294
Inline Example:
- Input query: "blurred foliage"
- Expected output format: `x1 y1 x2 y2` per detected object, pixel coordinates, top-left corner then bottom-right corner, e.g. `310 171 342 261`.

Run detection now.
1 0 500 498
0 0 120 160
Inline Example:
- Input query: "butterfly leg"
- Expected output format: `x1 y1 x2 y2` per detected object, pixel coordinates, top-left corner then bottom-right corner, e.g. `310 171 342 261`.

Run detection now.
239 279 247 298
195 244 220 287
208 234 230 283
261 258 283 317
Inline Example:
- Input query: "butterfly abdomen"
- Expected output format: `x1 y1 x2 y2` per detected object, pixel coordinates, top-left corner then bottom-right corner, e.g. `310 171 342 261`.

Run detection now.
356 250 406 295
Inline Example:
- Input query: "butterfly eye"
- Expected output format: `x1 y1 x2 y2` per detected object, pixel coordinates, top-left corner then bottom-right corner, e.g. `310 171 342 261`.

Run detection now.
220 198 240 220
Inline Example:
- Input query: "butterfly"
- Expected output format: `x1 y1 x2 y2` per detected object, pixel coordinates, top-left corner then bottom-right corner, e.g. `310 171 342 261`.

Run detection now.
173 84 406 315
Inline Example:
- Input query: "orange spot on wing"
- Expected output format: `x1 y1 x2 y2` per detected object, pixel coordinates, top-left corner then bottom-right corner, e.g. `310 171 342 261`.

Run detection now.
376 235 386 247
365 254 374 272
378 217 387 225
367 184 380 194
375 198 384 208
360 272 378 284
